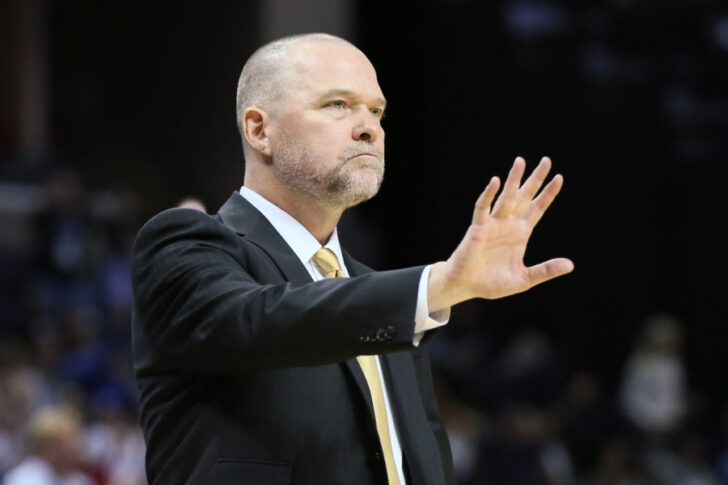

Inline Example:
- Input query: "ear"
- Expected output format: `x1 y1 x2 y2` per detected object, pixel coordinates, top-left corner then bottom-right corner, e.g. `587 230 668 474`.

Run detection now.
242 107 272 157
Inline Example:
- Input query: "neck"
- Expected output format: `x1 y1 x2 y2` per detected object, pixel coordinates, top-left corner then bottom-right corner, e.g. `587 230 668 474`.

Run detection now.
244 177 344 245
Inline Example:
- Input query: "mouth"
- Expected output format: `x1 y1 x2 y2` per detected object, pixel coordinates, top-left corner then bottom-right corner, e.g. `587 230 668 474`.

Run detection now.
349 152 380 161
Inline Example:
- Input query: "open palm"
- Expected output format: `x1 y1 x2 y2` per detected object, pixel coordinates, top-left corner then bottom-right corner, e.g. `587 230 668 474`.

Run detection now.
429 157 573 309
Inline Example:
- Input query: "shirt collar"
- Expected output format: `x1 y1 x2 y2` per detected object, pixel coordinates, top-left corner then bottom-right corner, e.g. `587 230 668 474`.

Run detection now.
239 186 346 270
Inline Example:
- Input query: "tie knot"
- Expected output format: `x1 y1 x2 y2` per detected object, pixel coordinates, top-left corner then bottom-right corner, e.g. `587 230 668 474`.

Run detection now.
312 248 344 278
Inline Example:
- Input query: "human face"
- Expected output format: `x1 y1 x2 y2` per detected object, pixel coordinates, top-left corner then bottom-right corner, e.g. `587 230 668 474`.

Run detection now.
268 42 386 209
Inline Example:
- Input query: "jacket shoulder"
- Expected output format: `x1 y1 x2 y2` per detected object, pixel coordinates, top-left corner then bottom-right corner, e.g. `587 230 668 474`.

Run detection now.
134 207 226 247
131 208 245 267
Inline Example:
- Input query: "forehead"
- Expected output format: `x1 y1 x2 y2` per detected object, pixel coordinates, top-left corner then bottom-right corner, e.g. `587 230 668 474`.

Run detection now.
284 42 384 100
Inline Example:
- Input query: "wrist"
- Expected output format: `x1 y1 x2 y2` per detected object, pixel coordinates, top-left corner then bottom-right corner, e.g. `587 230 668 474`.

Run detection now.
427 261 469 312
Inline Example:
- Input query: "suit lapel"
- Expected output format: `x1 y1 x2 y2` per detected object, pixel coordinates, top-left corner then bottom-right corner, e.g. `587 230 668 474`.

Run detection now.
217 193 376 420
217 192 312 285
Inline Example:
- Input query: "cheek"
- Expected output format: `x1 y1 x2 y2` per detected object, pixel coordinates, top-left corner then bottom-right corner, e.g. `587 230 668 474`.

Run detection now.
301 128 346 158
277 114 352 162
312 125 343 145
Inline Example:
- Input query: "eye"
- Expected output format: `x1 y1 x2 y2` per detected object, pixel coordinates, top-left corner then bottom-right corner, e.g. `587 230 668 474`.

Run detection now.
326 100 347 109
370 107 386 119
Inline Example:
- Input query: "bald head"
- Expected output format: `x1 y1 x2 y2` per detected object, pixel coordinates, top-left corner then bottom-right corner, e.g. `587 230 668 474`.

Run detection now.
236 33 357 137
235 33 386 216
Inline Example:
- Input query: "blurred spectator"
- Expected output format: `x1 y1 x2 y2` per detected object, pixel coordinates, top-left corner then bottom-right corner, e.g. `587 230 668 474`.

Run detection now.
560 371 620 477
177 197 206 212
437 379 487 484
619 314 687 439
646 433 718 485
2 406 93 485
492 329 565 408
476 403 575 485
35 167 91 279
82 409 145 485
0 357 51 476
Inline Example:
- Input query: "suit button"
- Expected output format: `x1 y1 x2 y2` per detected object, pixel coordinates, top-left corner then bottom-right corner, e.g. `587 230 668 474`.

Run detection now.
376 328 387 341
374 451 382 461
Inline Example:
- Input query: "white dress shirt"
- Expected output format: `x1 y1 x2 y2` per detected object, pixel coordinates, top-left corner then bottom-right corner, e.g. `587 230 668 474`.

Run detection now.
239 186 448 484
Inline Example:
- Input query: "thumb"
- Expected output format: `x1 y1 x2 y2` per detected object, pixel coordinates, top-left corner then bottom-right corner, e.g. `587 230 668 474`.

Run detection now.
525 258 574 288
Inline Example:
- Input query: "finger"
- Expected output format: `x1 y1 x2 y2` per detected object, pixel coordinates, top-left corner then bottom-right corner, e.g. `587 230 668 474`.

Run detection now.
492 157 526 217
525 257 574 288
472 176 501 225
524 174 563 226
515 157 552 216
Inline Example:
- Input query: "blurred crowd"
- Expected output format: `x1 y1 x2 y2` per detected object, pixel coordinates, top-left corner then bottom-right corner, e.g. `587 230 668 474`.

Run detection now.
0 167 145 485
431 311 728 485
1 166 727 485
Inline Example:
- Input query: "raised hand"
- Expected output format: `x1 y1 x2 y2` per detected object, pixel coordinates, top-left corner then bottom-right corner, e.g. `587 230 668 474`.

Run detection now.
428 156 574 312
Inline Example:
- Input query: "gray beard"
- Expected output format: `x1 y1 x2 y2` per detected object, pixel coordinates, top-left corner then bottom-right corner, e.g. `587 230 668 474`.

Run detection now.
272 139 384 209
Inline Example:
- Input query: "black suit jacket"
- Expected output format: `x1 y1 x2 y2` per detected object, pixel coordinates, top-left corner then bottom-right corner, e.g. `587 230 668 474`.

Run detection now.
131 192 455 484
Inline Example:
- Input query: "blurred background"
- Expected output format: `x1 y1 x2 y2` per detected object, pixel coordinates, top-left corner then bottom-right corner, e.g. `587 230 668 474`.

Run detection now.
1 0 727 483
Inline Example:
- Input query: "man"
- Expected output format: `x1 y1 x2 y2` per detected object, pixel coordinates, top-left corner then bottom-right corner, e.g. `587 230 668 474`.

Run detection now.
131 33 573 484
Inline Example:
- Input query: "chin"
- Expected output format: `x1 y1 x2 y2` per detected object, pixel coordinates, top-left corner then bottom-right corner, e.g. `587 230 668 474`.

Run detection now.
335 174 383 207
323 182 379 209
346 189 378 208
324 187 374 209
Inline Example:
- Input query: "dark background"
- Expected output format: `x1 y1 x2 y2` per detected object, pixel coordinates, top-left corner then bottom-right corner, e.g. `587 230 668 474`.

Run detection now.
2 0 728 483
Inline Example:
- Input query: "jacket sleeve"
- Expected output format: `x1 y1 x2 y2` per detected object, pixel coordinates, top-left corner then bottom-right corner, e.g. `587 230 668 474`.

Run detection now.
131 208 424 374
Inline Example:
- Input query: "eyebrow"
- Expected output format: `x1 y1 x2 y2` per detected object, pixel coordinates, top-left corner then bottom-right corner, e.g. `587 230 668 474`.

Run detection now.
318 89 387 108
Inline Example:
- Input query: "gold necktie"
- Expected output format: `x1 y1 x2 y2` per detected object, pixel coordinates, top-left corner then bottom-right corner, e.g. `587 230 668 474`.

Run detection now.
312 248 401 485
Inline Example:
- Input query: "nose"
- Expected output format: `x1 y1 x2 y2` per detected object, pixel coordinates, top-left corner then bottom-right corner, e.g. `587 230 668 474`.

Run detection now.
351 106 382 143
